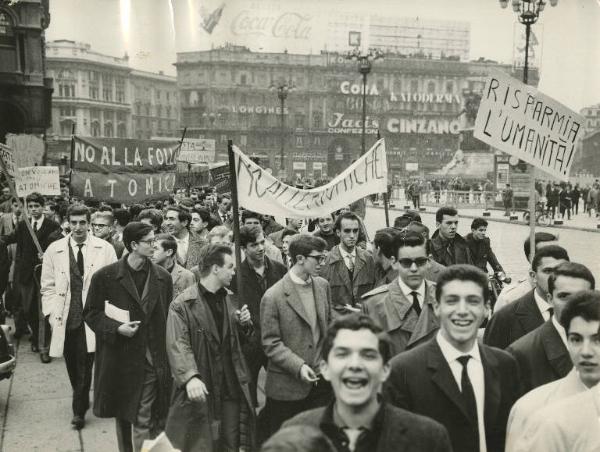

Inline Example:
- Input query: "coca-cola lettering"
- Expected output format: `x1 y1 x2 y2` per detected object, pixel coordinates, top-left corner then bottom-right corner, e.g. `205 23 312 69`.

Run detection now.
231 10 312 40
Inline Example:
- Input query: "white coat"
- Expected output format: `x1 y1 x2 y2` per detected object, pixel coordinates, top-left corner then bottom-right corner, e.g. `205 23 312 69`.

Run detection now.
41 234 117 358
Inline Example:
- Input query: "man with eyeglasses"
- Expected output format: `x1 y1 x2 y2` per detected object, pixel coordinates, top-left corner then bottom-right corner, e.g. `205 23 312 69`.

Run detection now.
362 231 440 357
41 205 117 429
260 234 333 440
91 211 125 258
319 212 375 315
84 222 174 451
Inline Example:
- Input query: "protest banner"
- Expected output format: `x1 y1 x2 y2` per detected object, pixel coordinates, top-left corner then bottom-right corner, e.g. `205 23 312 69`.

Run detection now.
15 166 61 198
474 70 584 181
233 139 387 218
71 137 179 203
178 138 216 164
210 163 231 195
0 144 15 178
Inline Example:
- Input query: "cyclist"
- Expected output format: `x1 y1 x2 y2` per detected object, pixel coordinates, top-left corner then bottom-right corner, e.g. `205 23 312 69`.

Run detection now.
465 218 505 277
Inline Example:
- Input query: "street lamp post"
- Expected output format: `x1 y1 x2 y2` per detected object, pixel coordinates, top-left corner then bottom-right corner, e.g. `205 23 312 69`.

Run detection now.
346 48 383 155
500 0 559 261
270 81 295 177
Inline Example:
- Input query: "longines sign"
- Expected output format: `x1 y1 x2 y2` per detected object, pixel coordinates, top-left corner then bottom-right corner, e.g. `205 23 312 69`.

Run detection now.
230 105 289 114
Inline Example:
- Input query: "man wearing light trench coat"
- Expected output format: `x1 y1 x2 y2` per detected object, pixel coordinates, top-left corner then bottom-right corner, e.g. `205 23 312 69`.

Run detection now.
41 206 117 429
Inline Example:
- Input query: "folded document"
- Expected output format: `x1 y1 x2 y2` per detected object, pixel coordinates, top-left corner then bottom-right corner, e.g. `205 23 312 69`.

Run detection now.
105 300 130 323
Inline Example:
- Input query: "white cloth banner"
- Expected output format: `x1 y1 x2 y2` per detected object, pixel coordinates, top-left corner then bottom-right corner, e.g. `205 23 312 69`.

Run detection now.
474 70 584 181
234 139 387 219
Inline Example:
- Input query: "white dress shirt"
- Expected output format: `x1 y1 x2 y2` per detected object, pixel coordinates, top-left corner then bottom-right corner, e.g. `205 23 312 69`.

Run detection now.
398 278 425 308
339 246 357 271
551 315 568 348
436 331 487 452
70 236 90 273
31 215 45 231
174 230 190 265
534 290 553 321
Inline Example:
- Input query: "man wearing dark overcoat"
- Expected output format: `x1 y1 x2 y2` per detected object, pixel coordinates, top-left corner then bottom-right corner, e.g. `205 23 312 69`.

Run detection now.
165 244 256 452
84 222 173 452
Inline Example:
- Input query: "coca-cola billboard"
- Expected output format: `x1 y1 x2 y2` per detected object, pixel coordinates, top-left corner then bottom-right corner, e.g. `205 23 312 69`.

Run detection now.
231 10 313 40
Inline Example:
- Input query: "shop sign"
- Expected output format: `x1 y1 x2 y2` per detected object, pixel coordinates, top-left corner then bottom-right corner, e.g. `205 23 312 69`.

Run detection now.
340 81 380 96
327 113 380 135
387 118 461 135
230 105 289 114
390 92 461 104
293 161 307 170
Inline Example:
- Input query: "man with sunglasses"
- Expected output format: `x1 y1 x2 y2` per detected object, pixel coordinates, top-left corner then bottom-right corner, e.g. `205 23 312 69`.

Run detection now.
362 231 440 357
320 212 375 315
261 234 333 440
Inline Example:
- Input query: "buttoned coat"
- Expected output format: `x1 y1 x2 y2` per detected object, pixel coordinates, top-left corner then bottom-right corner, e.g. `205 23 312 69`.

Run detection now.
362 279 439 357
40 235 117 357
384 337 521 452
261 273 332 401
164 285 256 452
170 263 196 302
83 257 173 424
430 231 473 267
319 245 375 310
507 320 572 393
484 290 544 349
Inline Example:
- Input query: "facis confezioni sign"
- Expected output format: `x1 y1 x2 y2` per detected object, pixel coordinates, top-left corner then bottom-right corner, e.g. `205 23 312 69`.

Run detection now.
327 113 379 135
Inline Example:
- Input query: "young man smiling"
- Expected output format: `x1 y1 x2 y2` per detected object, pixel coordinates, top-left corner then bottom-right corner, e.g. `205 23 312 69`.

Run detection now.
506 290 600 451
283 314 452 452
385 265 521 452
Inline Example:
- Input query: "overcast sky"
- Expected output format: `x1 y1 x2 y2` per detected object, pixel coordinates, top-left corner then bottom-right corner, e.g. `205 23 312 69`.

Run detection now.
47 0 599 111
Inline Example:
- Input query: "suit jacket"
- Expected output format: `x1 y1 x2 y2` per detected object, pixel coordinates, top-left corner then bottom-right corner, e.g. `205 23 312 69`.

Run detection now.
362 279 439 357
519 387 600 452
484 290 544 349
319 245 375 310
170 263 196 302
40 235 118 357
465 233 504 273
506 369 588 452
3 217 60 283
83 257 173 424
384 337 522 452
261 273 332 401
507 320 572 393
430 231 473 267
284 402 453 452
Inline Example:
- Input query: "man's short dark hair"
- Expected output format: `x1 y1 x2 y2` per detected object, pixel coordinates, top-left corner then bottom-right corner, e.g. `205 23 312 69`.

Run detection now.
26 192 45 206
393 215 411 229
393 231 426 258
113 208 131 228
198 244 232 277
374 228 400 259
471 218 488 230
531 245 570 272
322 313 392 364
281 228 299 240
167 206 192 228
403 210 422 223
217 194 231 204
436 264 490 303
66 204 91 222
524 232 558 259
99 205 113 212
547 262 595 296
560 290 600 333
138 208 163 231
239 224 264 248
241 210 262 224
288 234 327 265
436 206 458 223
193 207 212 223
122 221 154 252
334 212 361 232
155 233 177 255
129 204 144 220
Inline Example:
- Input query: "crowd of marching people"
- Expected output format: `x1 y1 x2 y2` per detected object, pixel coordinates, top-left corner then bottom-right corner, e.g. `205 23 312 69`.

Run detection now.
0 186 598 452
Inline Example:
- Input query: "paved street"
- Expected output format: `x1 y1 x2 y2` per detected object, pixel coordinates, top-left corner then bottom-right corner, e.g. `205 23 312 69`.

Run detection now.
1 206 599 451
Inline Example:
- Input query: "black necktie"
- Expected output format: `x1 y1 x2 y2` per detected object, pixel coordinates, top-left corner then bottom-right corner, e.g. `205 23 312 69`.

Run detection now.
33 221 39 232
410 291 422 316
457 355 479 430
76 244 84 276
548 307 554 318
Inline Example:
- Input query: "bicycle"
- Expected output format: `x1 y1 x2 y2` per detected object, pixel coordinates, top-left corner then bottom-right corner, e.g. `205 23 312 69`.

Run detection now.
523 203 551 226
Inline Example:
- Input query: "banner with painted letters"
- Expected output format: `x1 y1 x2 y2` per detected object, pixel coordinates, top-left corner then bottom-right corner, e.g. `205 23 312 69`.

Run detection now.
474 70 584 181
71 137 179 203
234 139 387 219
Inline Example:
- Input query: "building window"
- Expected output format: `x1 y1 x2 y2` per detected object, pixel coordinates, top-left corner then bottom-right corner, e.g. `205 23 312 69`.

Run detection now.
312 111 322 129
295 136 303 147
115 77 126 103
240 134 247 146
102 74 113 101
427 81 436 93
0 12 17 72
295 114 305 129
240 74 247 85
446 81 454 94
313 136 321 146
410 80 418 92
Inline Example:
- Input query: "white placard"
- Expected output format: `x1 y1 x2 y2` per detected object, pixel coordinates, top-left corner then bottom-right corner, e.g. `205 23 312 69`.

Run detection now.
15 166 61 197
